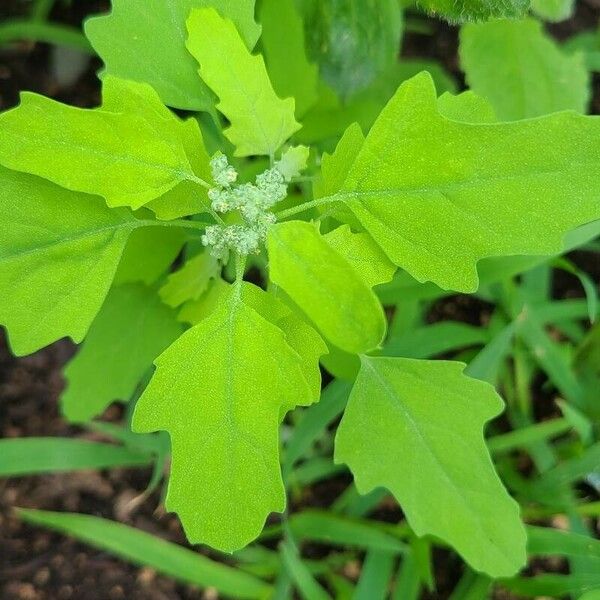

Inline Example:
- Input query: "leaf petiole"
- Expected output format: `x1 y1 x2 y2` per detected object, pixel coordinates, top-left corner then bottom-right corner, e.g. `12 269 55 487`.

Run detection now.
275 196 334 220
187 174 212 190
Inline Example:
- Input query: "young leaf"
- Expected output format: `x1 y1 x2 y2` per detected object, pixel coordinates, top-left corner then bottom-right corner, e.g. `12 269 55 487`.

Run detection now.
145 122 213 220
62 285 184 423
316 124 364 197
460 18 589 120
324 72 600 292
335 357 527 577
437 91 496 123
101 76 213 218
100 74 178 122
267 221 386 354
240 284 327 403
0 168 146 356
132 283 312 551
0 92 198 209
313 122 364 226
114 227 186 286
259 0 319 118
102 75 211 219
159 252 219 308
417 0 529 23
276 146 311 182
186 8 300 157
178 277 231 325
85 0 261 111
324 225 396 288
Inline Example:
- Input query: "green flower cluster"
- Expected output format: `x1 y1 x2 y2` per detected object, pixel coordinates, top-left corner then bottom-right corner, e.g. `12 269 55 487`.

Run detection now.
202 151 303 260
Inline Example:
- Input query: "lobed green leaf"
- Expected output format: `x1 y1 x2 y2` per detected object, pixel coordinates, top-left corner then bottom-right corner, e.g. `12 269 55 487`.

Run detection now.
0 89 200 210
259 0 319 118
62 284 183 423
267 221 386 354
133 283 314 551
186 8 300 157
336 357 527 577
100 77 213 219
85 0 261 111
460 18 589 120
0 168 146 355
325 72 600 292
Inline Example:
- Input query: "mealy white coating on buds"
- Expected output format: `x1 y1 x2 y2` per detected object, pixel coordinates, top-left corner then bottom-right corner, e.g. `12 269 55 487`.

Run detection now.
210 151 238 188
203 149 307 259
202 224 262 260
256 168 287 205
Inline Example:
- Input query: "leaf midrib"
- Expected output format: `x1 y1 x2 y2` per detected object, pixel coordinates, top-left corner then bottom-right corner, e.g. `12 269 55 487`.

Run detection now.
0 220 140 263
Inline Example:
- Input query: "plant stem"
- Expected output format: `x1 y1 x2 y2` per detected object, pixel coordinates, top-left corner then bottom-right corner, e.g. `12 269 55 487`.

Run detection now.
0 20 93 53
276 196 334 220
209 209 226 225
188 174 212 189
235 254 247 284
140 219 207 231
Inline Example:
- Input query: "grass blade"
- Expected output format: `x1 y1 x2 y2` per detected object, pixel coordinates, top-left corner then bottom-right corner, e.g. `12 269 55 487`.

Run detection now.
528 525 600 561
501 574 600 597
283 379 351 477
17 509 272 599
392 551 421 600
0 438 151 476
281 539 331 600
383 321 488 359
354 550 396 600
487 418 572 455
290 511 406 554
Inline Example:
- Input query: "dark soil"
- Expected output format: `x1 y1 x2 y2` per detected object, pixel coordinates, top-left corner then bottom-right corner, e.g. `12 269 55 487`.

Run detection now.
0 337 217 600
1 0 600 599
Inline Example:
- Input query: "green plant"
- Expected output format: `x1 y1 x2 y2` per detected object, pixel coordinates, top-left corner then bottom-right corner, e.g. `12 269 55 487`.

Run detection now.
2 0 600 597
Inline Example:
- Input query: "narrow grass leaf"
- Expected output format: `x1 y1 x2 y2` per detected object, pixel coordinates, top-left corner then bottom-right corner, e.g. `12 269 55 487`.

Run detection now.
289 510 407 554
281 540 331 600
17 509 271 599
354 550 396 600
0 439 150 476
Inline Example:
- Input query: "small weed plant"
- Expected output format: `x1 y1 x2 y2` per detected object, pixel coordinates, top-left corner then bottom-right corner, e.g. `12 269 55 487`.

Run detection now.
2 0 600 597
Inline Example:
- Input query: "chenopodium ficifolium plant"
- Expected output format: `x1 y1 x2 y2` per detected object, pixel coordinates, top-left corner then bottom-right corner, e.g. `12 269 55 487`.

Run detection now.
1 1 600 578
